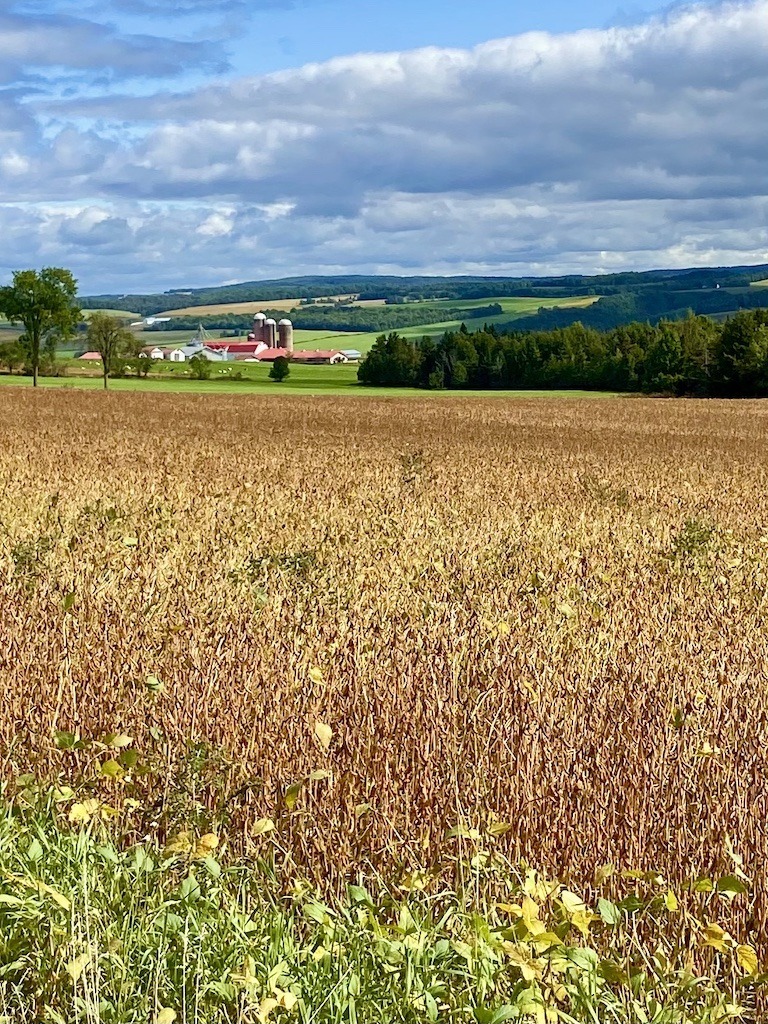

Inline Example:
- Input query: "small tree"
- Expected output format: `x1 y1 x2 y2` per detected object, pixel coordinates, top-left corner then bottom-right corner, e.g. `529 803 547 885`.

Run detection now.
86 312 136 389
135 355 156 378
0 268 80 386
189 354 212 380
269 356 290 382
0 339 25 374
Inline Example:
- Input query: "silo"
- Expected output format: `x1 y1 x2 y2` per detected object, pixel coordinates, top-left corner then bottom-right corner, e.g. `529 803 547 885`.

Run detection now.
264 318 277 348
278 318 294 353
252 312 266 345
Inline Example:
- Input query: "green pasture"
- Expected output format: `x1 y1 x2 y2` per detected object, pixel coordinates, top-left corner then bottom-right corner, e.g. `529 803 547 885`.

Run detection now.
0 364 617 399
130 329 200 344
426 295 598 313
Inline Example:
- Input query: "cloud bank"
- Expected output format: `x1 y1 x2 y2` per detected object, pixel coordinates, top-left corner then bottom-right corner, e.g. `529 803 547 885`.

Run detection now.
0 0 766 291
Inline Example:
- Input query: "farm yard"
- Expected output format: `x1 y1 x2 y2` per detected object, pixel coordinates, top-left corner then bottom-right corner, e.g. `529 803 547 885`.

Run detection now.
1 389 767 1020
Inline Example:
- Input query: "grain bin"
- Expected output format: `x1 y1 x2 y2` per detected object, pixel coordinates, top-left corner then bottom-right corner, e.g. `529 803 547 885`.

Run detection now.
278 318 294 353
264 318 277 347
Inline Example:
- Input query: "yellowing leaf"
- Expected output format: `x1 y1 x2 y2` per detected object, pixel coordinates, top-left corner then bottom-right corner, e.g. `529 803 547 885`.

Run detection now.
284 782 303 811
664 890 679 912
100 759 124 779
594 863 615 885
276 988 298 1012
725 835 751 883
695 741 721 758
487 821 512 838
314 720 333 750
257 997 280 1023
523 869 560 902
570 908 596 937
191 833 219 860
308 666 323 685
163 831 192 858
502 943 546 982
122 536 138 547
107 733 133 748
3 873 71 911
702 923 733 954
155 1010 177 1024
68 799 101 824
556 601 576 618
736 944 759 976
252 817 275 837
560 889 588 915
65 953 91 982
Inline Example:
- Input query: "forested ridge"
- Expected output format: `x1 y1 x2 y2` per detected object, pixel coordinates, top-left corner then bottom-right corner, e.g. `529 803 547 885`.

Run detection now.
358 309 768 396
81 263 768 333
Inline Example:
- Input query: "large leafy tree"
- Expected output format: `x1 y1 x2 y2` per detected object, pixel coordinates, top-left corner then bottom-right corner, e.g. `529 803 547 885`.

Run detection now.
86 312 136 389
714 309 768 396
0 268 80 386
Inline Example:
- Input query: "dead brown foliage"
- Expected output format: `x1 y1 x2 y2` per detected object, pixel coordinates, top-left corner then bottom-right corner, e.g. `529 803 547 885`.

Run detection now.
1 390 768 924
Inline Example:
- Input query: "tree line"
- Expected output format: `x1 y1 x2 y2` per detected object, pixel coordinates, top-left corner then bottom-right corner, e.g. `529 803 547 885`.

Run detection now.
504 287 768 335
145 303 504 335
358 311 768 396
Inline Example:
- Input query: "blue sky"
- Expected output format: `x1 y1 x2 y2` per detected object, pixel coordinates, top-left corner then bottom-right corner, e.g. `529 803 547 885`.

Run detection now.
0 0 766 293
224 2 673 76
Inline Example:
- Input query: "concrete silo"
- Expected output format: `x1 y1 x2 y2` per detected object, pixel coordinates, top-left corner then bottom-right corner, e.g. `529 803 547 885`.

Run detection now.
251 312 267 345
264 318 277 348
278 318 294 353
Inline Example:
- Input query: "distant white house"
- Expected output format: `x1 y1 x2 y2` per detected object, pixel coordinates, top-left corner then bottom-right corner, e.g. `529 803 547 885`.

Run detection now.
168 348 185 362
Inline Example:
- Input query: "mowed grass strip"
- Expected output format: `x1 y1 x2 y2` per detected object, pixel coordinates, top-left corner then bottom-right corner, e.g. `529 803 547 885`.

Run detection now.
0 365 612 397
2 392 768 946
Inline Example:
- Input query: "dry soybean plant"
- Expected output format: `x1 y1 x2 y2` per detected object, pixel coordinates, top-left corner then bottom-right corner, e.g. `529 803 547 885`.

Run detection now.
1 390 768 949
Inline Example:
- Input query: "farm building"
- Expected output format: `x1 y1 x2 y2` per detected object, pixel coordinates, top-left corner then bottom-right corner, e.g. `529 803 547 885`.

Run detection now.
131 314 349 367
249 313 293 352
293 350 349 365
198 346 229 362
78 351 102 361
204 340 268 359
249 347 348 365
253 347 291 362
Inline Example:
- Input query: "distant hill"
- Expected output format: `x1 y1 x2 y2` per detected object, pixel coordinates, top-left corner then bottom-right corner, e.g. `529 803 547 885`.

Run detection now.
81 264 768 334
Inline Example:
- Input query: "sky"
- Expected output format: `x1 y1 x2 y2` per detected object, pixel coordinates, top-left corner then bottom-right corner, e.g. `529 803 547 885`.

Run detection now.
0 0 766 294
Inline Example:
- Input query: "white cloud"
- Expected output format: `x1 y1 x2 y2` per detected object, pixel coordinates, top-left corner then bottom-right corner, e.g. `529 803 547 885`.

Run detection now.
0 0 766 290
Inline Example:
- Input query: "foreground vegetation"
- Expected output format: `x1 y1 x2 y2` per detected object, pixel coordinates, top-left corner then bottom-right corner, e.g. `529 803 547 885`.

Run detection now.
4 392 768 1017
0 788 761 1023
